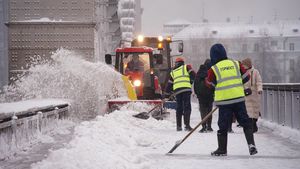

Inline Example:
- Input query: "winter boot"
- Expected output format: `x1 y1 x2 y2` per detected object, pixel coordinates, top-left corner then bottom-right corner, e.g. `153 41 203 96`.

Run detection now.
185 125 193 131
249 144 258 155
184 113 192 131
206 127 213 132
199 127 207 133
244 127 258 155
211 132 227 156
177 126 182 131
199 124 207 133
176 114 182 131
207 124 213 132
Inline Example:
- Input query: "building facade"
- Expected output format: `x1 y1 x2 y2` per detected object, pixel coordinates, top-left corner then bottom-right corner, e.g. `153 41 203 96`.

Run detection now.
7 0 96 82
2 0 142 84
173 21 300 83
0 0 8 88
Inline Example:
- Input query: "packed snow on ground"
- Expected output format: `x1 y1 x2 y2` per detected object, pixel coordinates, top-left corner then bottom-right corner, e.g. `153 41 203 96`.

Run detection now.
31 102 300 169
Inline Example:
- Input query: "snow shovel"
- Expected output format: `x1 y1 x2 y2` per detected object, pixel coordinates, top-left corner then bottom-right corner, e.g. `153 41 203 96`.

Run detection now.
167 107 218 154
132 94 175 120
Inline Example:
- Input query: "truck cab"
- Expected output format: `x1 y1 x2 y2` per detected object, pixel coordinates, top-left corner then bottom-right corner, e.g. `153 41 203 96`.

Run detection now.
107 47 162 100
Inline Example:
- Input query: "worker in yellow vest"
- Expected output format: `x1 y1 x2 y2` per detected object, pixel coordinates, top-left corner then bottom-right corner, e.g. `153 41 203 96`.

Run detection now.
206 43 257 156
165 57 195 131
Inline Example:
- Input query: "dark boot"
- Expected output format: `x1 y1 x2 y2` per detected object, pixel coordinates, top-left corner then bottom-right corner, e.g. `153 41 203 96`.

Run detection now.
184 113 192 131
176 113 182 131
211 132 227 156
207 115 213 132
199 124 207 133
244 127 258 155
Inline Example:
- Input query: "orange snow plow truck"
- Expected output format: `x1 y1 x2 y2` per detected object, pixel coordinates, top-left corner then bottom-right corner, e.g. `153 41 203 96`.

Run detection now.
105 36 183 119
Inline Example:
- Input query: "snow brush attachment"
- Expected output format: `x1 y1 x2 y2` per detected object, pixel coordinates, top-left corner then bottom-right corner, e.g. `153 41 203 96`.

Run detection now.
167 107 218 154
132 103 162 120
132 94 176 120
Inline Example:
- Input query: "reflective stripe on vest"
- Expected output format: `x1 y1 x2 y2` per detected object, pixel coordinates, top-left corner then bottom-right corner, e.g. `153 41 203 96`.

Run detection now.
170 65 192 90
211 59 245 105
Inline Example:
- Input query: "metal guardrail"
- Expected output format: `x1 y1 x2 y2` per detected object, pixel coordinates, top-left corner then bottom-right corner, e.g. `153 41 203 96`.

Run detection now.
262 83 300 130
0 103 69 160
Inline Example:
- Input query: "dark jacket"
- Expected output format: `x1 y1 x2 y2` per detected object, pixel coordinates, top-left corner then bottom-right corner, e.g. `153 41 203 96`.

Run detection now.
165 61 195 95
194 60 214 104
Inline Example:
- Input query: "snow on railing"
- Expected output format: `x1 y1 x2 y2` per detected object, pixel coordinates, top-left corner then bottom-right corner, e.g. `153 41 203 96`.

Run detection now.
0 101 69 160
262 83 300 130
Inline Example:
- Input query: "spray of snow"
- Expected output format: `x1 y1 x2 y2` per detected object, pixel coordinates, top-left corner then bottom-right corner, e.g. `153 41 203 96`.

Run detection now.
0 49 127 119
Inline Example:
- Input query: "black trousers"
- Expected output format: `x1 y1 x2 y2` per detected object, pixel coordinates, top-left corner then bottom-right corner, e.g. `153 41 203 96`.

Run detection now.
199 101 213 128
217 101 255 146
175 92 192 127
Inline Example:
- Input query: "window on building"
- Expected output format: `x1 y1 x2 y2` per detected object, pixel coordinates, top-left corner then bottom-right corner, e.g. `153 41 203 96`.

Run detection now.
271 40 278 46
242 44 247 52
254 43 259 52
290 60 295 72
289 43 295 51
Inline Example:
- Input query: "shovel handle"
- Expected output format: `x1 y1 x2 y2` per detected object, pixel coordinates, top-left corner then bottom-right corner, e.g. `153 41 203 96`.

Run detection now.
167 107 218 154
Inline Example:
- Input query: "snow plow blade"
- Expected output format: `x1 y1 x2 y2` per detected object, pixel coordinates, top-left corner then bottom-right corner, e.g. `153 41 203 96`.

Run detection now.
107 100 163 112
107 99 174 120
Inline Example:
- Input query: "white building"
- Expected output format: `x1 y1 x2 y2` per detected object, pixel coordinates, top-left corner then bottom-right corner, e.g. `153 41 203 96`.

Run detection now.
173 21 300 83
162 19 191 36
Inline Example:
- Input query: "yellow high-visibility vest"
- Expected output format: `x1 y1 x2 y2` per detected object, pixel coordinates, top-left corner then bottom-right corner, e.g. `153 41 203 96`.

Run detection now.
170 65 192 90
211 59 245 105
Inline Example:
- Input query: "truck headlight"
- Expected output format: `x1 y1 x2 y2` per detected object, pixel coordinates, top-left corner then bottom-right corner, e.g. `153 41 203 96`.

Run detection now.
133 80 142 87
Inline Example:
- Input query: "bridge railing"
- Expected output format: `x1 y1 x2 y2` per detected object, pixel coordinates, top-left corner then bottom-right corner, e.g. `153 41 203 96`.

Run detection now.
0 102 69 160
262 83 300 130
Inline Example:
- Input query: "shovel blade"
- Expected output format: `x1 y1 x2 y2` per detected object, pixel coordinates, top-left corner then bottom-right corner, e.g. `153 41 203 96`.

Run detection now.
132 112 150 119
167 140 182 154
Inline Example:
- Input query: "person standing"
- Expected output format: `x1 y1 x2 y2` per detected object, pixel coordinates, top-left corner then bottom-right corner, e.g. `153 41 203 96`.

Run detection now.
194 59 214 133
241 58 263 133
165 57 195 131
206 43 258 156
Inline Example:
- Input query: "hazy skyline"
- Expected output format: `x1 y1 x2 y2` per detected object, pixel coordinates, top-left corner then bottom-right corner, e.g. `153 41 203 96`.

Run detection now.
141 0 300 36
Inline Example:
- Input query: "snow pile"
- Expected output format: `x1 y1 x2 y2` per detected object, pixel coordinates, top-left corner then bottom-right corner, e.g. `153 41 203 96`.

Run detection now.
31 103 173 169
0 49 127 119
259 119 300 144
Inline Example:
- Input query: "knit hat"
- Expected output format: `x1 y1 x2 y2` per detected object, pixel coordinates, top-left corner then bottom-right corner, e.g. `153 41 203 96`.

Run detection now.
175 57 184 63
241 58 252 68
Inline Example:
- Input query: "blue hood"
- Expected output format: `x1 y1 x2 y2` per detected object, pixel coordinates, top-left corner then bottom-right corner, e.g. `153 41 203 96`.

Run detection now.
210 43 227 65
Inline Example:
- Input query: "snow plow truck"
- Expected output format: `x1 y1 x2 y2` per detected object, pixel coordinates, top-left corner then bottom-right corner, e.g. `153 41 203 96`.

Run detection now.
105 36 183 119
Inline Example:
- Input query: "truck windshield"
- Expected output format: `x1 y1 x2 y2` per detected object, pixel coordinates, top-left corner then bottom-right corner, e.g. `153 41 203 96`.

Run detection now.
123 53 150 74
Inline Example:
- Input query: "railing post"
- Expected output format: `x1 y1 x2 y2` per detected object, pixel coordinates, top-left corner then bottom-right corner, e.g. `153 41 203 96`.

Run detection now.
11 115 18 148
37 111 43 132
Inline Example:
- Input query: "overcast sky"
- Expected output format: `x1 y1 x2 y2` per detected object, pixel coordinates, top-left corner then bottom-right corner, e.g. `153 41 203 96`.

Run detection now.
141 0 300 36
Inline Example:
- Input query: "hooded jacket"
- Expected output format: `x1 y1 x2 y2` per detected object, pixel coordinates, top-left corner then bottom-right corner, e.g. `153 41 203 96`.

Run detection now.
194 59 214 104
205 44 250 103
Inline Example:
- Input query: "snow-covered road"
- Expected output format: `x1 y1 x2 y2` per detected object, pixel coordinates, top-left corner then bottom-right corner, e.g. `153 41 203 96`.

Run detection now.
1 102 300 169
